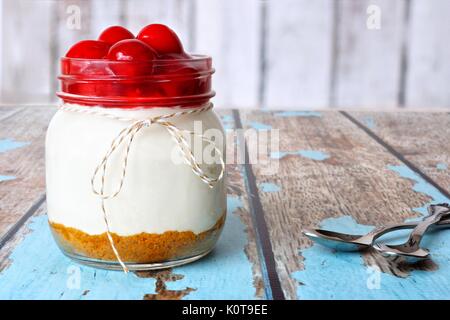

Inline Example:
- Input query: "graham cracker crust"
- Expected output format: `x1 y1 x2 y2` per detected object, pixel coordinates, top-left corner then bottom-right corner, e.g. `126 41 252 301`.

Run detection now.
49 213 225 263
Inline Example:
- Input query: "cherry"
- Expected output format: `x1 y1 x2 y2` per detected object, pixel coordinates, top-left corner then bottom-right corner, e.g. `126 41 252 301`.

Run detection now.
66 40 110 59
137 24 184 55
158 67 201 97
98 26 134 45
107 39 157 62
65 80 130 98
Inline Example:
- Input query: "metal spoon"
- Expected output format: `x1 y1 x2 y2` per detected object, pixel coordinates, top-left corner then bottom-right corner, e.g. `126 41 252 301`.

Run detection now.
373 203 450 262
303 205 450 252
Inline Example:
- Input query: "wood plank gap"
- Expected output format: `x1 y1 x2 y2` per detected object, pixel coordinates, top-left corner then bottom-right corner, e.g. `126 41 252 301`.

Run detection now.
398 0 411 107
328 0 340 108
340 111 450 199
232 109 285 300
0 193 46 251
187 0 197 52
49 2 59 101
258 0 268 109
118 0 127 26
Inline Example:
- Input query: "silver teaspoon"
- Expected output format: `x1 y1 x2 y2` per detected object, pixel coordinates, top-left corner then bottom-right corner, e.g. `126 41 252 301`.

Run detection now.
304 205 450 252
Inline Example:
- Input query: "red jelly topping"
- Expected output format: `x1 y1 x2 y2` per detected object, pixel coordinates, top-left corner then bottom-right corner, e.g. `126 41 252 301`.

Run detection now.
58 24 214 108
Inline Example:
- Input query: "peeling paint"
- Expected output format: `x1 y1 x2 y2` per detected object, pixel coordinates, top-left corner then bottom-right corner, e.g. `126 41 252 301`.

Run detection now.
294 215 450 299
0 139 29 153
0 138 29 182
259 182 281 192
0 175 15 182
436 163 447 171
293 164 450 299
220 115 234 131
362 117 376 129
274 111 321 118
220 115 233 123
271 150 330 161
137 269 195 300
388 165 448 215
247 121 272 130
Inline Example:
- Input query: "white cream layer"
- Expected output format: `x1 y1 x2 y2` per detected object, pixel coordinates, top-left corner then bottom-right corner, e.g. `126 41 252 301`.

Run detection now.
46 104 226 236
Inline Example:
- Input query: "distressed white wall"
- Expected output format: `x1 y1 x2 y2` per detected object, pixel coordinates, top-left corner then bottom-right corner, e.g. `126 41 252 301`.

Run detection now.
406 0 450 108
0 0 449 109
332 0 406 109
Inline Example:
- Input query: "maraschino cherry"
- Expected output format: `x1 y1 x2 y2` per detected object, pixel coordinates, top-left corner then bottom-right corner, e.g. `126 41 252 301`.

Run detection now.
107 39 157 62
66 40 110 59
98 26 134 45
64 24 205 100
106 39 157 76
137 24 184 55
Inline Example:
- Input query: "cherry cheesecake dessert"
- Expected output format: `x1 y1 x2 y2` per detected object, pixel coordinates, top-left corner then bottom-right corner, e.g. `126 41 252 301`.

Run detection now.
46 24 226 271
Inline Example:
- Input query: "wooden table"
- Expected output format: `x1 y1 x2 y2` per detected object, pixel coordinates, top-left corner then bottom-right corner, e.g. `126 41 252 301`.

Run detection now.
0 106 449 300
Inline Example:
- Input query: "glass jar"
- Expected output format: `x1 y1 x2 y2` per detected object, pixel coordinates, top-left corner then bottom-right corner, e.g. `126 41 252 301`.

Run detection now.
46 55 226 271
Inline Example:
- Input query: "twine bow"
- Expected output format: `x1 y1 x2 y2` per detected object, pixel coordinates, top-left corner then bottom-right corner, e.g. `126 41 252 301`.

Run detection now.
59 103 225 273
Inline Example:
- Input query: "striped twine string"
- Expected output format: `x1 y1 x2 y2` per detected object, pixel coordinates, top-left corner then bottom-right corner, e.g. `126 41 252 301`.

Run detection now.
59 102 224 273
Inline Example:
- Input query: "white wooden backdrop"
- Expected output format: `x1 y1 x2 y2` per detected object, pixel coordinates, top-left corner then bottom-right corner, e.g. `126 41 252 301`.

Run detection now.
0 0 449 109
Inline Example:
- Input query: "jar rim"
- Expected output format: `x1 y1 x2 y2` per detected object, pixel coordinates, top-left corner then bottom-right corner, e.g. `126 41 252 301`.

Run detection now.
62 53 210 64
58 54 215 108
62 53 210 63
56 91 215 108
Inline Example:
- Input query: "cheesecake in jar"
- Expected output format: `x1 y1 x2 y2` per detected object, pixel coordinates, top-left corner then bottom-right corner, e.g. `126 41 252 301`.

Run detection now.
46 24 226 271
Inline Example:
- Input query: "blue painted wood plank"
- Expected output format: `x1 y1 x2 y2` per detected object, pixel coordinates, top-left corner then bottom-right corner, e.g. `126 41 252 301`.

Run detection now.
271 150 330 161
221 110 450 299
274 111 321 118
0 139 29 154
258 182 281 193
293 164 450 299
0 138 30 183
348 111 450 198
0 195 257 300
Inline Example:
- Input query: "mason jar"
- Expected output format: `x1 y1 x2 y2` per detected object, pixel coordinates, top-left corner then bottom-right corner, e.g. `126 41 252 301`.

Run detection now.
46 55 226 271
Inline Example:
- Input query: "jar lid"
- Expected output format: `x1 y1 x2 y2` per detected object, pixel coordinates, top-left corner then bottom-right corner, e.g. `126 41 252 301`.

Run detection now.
57 55 215 108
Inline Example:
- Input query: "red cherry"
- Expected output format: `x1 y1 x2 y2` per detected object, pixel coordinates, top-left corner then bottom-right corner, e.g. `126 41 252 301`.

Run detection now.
107 39 157 62
158 67 200 97
98 26 134 45
137 24 184 55
66 40 110 59
64 79 129 98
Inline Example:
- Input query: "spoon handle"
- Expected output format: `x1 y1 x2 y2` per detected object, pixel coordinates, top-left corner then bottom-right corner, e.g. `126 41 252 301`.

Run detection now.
358 205 450 245
363 222 419 243
406 204 450 249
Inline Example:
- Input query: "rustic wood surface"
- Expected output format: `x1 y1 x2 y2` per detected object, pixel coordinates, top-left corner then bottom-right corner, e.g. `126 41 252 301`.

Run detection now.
0 106 53 240
0 106 449 299
349 111 450 193
238 109 450 299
